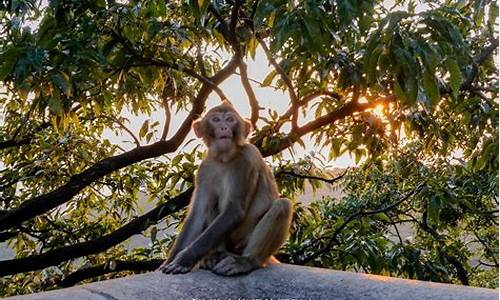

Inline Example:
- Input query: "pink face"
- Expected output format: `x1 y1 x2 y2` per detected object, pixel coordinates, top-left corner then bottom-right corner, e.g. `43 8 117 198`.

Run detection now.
208 112 237 150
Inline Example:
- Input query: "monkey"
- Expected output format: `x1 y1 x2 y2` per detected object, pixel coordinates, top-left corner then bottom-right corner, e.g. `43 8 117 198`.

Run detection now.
158 100 292 276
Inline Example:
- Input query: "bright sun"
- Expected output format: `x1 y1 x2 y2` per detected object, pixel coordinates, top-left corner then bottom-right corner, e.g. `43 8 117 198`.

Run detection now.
372 104 385 117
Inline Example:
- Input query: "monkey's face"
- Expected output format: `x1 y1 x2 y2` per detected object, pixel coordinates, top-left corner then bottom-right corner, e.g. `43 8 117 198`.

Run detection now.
205 111 238 151
193 103 253 155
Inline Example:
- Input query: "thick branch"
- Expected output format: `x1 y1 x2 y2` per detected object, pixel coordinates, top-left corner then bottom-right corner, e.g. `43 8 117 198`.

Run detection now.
239 61 260 127
0 55 240 232
258 97 394 157
0 138 30 150
0 189 192 276
0 230 18 242
59 259 163 288
0 123 50 151
419 205 469 285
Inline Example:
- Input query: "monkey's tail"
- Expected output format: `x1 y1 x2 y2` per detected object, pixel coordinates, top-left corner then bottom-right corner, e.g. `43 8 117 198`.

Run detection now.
266 255 281 265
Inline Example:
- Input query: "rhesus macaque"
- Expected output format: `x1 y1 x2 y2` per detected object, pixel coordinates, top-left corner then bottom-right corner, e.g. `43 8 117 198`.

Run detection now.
159 101 292 276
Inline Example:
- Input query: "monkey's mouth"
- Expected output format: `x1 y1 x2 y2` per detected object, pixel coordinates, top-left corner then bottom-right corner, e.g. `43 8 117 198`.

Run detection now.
218 135 232 140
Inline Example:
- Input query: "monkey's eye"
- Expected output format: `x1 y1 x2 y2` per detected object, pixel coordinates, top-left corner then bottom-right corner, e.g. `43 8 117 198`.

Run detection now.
212 116 221 122
226 116 234 122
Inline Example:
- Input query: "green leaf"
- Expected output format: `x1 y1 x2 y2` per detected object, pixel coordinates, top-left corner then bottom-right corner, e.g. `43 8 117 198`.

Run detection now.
364 41 383 86
248 37 258 60
0 47 21 81
189 0 200 19
393 80 406 106
262 70 277 87
48 97 62 115
150 226 157 242
422 70 440 107
157 0 167 16
428 196 440 224
446 58 462 98
52 72 72 97
139 120 149 138
198 0 210 17
302 14 322 51
189 0 209 24
488 2 499 32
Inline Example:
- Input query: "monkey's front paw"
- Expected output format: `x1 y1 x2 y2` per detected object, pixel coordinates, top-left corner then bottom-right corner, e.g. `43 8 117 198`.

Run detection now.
160 261 191 274
160 250 194 274
211 256 259 276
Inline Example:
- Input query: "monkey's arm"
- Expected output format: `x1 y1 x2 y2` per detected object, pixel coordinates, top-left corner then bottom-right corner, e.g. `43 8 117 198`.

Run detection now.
165 186 212 263
162 167 258 274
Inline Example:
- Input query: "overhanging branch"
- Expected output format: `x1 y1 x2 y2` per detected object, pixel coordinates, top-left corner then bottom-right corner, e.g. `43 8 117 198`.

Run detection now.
58 259 163 287
258 96 394 157
258 39 299 131
0 55 240 232
296 183 424 264
0 189 192 276
239 60 260 127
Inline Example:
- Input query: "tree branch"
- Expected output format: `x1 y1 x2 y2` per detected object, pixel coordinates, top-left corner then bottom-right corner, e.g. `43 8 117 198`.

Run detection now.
0 122 50 151
419 204 470 285
258 39 299 131
276 170 346 185
58 259 163 288
99 115 140 147
296 183 424 264
239 60 260 127
258 96 395 157
132 58 229 101
160 88 172 141
0 189 192 276
0 55 240 232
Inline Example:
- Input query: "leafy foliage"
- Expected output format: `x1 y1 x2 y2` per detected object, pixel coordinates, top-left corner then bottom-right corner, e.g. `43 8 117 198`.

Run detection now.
283 142 498 287
0 0 497 296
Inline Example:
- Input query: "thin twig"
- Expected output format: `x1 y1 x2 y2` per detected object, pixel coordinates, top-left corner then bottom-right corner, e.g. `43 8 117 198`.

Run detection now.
276 170 346 185
99 115 140 147
297 183 424 264
258 39 299 131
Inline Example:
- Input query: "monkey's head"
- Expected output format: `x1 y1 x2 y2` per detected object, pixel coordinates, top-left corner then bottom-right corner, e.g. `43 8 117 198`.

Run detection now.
193 101 252 152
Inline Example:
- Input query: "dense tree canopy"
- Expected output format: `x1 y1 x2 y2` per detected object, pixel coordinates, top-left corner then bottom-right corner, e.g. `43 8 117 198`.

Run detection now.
0 0 497 296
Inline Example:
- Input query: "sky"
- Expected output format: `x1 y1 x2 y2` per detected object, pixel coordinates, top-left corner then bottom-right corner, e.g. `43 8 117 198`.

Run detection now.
103 0 428 168
105 46 358 168
7 0 432 169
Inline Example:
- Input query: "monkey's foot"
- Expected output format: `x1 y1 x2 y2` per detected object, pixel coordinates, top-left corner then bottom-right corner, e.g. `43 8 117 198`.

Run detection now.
211 256 260 276
200 251 232 270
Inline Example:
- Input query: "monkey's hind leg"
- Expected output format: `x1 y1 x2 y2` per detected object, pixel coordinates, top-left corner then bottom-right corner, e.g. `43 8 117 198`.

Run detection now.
212 198 292 276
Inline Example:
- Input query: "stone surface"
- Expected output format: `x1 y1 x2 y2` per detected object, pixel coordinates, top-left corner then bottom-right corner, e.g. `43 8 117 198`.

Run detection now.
6 264 498 300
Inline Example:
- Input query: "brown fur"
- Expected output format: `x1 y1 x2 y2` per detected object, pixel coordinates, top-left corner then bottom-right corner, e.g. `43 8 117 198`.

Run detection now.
159 102 292 276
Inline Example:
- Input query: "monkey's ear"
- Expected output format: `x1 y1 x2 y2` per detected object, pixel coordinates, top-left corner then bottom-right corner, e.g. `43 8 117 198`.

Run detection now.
243 119 253 138
192 119 204 138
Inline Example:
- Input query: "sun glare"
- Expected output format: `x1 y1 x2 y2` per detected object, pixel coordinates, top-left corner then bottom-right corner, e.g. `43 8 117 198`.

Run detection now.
372 104 385 117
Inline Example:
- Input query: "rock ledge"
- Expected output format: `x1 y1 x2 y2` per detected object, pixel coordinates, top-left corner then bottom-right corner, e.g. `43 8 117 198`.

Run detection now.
7 264 497 300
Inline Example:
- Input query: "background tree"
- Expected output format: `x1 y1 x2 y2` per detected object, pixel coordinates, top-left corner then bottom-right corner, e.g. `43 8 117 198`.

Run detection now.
0 0 497 296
